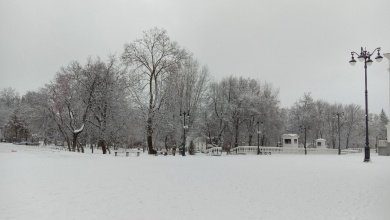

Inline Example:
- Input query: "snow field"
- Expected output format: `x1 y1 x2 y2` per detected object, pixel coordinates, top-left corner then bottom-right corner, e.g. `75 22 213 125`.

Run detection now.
1 143 390 220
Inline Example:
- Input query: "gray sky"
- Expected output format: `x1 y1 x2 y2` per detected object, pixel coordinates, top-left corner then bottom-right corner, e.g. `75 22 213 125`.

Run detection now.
1 0 390 114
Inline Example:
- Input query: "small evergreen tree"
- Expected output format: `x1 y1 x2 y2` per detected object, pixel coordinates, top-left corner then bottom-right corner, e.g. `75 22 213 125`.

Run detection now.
4 109 30 142
379 109 389 139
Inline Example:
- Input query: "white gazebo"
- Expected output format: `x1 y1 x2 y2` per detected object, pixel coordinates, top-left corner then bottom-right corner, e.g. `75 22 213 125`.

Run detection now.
282 134 299 148
315 138 326 148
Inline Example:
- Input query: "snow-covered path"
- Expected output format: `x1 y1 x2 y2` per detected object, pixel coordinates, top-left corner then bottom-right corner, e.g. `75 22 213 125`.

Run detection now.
1 143 389 220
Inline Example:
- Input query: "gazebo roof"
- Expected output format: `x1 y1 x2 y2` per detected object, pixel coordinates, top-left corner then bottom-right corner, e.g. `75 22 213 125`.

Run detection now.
282 134 299 138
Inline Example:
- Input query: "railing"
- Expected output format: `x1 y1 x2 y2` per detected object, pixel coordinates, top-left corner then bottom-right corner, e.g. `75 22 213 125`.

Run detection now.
341 148 363 153
205 146 222 156
230 146 343 155
230 146 282 155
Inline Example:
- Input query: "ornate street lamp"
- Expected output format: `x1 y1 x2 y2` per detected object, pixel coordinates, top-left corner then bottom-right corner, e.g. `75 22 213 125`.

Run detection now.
349 47 383 162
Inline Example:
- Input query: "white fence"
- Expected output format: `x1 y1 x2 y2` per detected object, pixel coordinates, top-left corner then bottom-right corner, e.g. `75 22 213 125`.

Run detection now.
204 147 222 156
230 146 363 155
230 146 280 155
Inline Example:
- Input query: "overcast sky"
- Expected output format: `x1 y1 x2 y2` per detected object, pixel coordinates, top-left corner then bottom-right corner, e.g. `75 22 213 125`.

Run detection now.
1 0 390 114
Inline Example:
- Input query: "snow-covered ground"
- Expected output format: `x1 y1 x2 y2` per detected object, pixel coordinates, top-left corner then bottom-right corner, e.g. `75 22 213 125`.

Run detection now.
1 143 390 220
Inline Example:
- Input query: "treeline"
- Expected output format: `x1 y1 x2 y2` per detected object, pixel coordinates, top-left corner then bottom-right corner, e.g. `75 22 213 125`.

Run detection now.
0 28 388 154
288 93 388 149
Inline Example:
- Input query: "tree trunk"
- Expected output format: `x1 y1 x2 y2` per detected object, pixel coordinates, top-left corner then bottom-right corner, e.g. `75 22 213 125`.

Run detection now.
98 140 107 154
261 134 266 146
146 73 156 155
77 141 84 153
66 139 71 152
332 137 336 149
304 128 307 155
146 116 156 154
165 135 169 152
72 133 79 152
345 133 350 149
234 118 239 147
248 134 253 146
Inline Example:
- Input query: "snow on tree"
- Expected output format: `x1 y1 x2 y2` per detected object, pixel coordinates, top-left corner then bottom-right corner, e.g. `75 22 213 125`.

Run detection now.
86 56 134 154
0 88 20 129
121 28 188 154
201 77 282 151
21 89 62 144
3 108 30 142
379 109 389 139
45 59 101 152
1 28 387 155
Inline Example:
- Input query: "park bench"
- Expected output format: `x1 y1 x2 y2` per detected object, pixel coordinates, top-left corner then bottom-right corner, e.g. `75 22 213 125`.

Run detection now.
114 151 140 157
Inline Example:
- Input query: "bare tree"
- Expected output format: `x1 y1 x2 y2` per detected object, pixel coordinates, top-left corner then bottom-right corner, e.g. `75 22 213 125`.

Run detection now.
46 59 100 152
122 27 187 154
86 56 130 154
0 88 20 129
21 89 57 144
343 104 363 148
202 77 282 151
289 93 316 153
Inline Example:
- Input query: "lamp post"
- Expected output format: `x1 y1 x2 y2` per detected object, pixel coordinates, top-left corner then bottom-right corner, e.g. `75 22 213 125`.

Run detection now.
334 112 344 155
257 121 263 155
349 47 383 162
299 125 309 155
180 110 190 156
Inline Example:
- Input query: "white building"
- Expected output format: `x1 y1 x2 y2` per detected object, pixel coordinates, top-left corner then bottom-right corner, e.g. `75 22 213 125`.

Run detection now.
282 134 299 148
315 138 327 148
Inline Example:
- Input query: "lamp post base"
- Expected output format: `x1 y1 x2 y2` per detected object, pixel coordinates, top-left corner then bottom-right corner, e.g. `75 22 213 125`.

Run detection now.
363 147 370 162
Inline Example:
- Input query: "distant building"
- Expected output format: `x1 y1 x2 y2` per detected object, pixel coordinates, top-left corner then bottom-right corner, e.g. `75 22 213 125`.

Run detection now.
282 134 299 148
315 138 327 148
378 139 390 156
